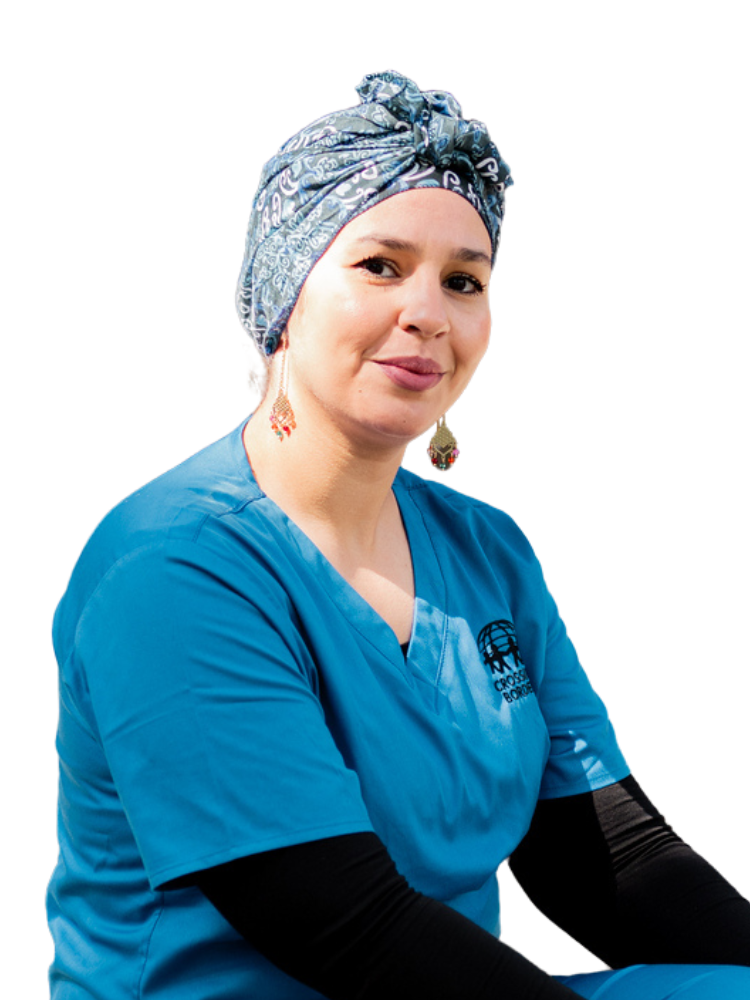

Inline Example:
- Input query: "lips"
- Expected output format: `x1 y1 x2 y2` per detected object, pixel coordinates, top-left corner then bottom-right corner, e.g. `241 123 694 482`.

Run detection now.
376 356 443 375
373 356 445 391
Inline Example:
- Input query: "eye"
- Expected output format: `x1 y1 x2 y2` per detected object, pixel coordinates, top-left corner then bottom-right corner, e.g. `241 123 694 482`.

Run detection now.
445 272 486 295
355 256 399 278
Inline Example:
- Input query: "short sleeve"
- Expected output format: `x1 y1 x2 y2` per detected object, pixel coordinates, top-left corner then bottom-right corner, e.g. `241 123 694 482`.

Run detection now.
533 582 630 799
76 539 373 889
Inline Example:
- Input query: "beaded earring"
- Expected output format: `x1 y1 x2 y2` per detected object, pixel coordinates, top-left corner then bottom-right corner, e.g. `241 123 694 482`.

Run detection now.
427 416 459 470
268 334 296 441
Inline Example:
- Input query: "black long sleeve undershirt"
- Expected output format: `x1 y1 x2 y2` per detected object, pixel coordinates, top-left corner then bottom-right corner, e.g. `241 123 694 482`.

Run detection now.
194 775 750 999
196 832 579 999
509 774 750 969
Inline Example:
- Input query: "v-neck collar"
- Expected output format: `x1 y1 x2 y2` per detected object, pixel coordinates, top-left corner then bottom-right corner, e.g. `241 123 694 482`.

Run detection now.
277 510 411 664
233 421 448 686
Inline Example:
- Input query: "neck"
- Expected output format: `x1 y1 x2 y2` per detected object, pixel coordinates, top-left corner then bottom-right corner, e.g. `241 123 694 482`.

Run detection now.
243 400 407 556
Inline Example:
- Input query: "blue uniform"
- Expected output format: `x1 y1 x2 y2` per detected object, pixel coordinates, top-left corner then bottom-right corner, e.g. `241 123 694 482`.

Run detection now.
557 964 750 998
51 419 725 999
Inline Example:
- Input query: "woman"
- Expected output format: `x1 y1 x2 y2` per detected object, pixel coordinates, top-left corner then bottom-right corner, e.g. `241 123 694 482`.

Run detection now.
47 71 750 999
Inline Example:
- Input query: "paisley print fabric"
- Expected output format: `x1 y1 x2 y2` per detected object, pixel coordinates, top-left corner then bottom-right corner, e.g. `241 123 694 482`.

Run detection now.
236 70 513 356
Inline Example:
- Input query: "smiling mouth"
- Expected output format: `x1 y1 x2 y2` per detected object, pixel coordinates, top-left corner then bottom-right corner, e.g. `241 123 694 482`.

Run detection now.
373 356 444 375
372 357 445 391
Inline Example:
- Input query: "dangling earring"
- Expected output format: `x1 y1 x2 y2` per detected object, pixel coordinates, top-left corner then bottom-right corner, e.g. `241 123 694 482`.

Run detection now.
269 334 296 441
427 416 459 470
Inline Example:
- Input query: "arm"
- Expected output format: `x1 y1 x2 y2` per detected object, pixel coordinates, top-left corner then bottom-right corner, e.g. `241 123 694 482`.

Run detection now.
195 833 583 1000
509 774 750 968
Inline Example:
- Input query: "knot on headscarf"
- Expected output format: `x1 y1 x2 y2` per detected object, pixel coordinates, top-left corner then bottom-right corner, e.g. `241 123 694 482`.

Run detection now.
356 71 483 170
237 70 513 356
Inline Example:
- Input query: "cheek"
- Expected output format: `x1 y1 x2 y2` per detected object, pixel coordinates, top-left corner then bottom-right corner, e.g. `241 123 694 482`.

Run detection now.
459 316 492 374
292 281 376 354
477 316 492 357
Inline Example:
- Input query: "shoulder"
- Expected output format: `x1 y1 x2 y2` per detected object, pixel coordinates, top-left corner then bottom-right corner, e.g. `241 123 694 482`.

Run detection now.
100 421 258 536
54 421 275 653
395 467 537 565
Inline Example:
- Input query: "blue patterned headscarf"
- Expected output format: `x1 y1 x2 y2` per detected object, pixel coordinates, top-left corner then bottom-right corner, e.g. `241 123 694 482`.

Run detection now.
236 70 513 356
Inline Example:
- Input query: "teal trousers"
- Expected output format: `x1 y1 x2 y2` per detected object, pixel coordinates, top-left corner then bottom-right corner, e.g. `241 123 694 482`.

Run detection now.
556 964 750 998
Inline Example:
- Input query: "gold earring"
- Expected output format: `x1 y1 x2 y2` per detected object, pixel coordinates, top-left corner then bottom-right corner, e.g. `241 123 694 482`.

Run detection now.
269 335 296 441
427 416 459 470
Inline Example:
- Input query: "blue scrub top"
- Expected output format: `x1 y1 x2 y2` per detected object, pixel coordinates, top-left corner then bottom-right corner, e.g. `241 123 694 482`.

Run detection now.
48 420 628 999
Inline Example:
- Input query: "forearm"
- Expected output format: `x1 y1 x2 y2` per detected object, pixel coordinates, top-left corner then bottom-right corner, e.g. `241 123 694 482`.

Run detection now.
196 833 582 999
510 774 750 968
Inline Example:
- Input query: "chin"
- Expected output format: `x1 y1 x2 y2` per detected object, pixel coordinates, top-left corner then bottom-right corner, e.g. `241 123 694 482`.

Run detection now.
354 413 435 451
326 390 448 451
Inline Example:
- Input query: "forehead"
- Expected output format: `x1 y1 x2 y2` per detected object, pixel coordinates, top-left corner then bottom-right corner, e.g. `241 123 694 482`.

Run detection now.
331 187 492 259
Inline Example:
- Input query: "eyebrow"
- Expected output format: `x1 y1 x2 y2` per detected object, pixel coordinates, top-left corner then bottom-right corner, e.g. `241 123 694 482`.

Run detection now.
352 235 492 268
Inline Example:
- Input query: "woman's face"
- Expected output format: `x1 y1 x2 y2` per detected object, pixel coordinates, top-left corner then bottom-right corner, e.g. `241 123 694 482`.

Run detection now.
284 187 493 452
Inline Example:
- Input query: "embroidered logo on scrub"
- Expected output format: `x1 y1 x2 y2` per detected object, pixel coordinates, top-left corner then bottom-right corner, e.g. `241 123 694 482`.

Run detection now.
476 620 534 704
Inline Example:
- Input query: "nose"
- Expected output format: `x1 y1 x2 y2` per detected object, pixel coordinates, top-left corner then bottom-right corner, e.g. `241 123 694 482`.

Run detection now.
397 269 450 339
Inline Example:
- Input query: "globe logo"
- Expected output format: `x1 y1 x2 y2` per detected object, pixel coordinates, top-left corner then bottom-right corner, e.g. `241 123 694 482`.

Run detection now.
477 620 523 676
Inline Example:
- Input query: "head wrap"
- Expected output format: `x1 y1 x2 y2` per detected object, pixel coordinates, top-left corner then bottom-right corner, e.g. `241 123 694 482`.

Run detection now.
236 70 513 356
